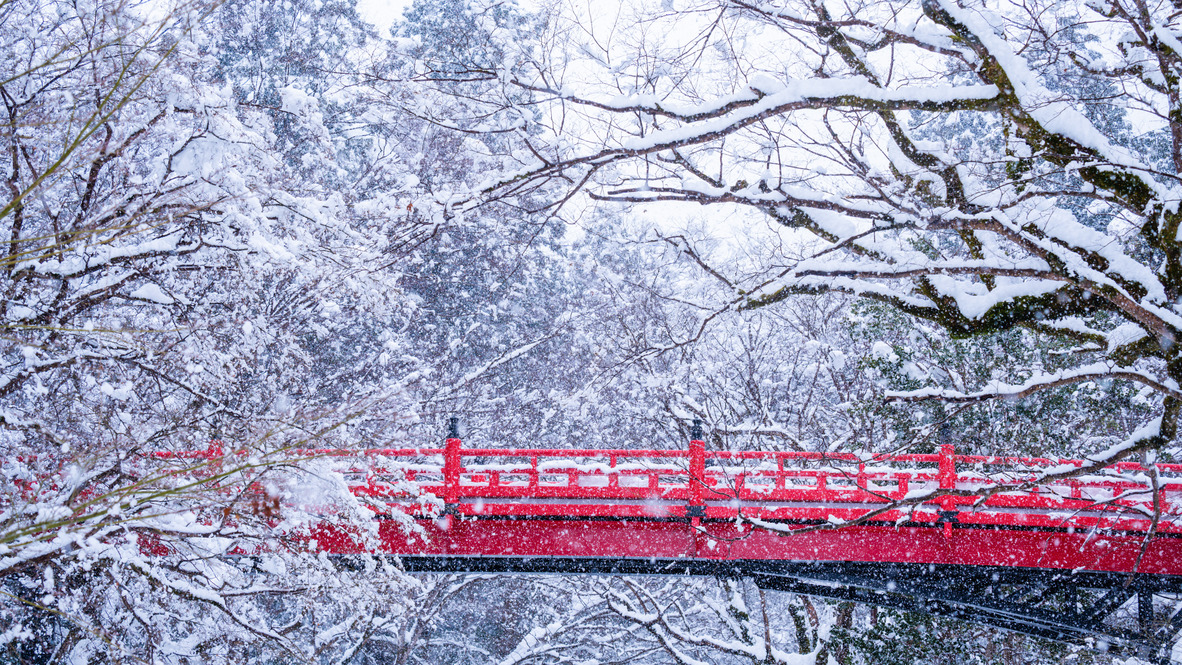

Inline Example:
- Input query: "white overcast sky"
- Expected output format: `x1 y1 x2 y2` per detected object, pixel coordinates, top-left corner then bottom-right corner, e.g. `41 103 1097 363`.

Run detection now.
357 0 413 33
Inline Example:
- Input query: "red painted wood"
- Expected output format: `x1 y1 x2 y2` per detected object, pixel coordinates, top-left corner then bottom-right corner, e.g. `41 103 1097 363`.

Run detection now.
308 516 1182 575
52 438 1182 573
443 437 462 504
294 438 1182 574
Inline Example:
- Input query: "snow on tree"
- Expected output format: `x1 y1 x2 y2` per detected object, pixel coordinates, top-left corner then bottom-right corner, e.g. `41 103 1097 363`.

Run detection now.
454 0 1182 466
2 0 1178 662
398 3 1182 656
0 0 434 660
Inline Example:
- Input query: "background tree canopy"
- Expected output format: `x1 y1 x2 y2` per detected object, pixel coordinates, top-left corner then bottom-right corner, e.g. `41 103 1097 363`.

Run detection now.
442 0 1182 462
0 0 1177 662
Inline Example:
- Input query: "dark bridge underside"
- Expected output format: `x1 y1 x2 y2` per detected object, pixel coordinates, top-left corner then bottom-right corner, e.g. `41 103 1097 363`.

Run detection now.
392 556 1182 663
310 510 1182 661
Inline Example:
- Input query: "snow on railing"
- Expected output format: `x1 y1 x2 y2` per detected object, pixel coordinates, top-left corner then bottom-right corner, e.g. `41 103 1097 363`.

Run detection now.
17 424 1180 536
255 429 1182 534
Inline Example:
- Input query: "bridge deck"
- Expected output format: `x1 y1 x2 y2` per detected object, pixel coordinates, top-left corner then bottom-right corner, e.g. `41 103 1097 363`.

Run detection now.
315 513 1182 575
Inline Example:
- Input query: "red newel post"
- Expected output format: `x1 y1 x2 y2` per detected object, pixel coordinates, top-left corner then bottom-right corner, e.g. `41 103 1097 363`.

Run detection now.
444 417 462 505
688 419 706 512
938 443 956 537
687 419 706 558
937 444 956 490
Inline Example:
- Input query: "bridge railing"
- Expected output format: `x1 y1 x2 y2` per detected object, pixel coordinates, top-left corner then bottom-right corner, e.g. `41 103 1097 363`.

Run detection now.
20 426 1177 535
281 428 1181 535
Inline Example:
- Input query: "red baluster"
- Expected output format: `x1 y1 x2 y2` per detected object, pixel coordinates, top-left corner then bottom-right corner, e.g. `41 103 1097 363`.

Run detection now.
689 421 706 510
687 420 706 558
938 444 956 490
938 443 956 537
690 439 704 507
443 418 462 506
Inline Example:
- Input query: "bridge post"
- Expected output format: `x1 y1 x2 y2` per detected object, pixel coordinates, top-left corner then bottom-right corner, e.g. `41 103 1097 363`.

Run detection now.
688 419 706 556
444 418 462 506
688 419 705 510
938 443 957 537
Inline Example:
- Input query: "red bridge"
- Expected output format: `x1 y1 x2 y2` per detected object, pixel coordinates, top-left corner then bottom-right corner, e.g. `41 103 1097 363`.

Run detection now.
302 432 1182 575
161 424 1182 661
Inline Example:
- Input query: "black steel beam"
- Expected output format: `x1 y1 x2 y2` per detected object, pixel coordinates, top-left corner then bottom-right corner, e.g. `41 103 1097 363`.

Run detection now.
373 555 1182 661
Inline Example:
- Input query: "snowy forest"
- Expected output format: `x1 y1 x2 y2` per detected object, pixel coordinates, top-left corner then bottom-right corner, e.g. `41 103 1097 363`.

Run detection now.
1 0 1181 662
